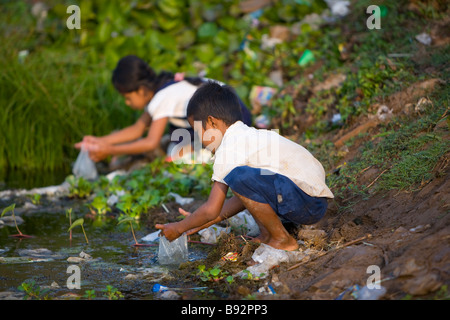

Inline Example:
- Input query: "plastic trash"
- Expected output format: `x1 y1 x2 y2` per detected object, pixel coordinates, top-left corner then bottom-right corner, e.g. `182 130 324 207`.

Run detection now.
168 192 194 206
158 234 188 265
249 86 277 108
415 33 432 46
198 225 230 244
141 230 160 243
152 283 170 292
352 285 387 300
72 146 98 180
325 0 350 17
298 49 315 66
239 243 306 279
152 283 208 293
254 114 271 129
228 210 260 237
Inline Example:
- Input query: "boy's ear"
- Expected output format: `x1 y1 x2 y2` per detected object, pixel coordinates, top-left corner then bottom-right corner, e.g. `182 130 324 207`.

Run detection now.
207 116 217 128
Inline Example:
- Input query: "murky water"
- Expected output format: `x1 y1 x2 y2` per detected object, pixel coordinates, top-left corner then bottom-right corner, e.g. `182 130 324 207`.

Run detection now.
0 208 208 299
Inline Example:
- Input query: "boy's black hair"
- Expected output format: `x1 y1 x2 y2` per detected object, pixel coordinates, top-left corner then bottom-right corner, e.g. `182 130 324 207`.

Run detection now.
187 81 243 128
112 55 203 94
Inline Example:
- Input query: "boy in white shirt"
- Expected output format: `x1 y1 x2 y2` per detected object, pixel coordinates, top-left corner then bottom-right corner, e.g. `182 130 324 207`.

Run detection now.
156 82 334 251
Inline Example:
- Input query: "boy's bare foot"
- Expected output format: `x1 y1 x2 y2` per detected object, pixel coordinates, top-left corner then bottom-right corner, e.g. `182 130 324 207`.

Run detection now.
253 233 270 244
266 235 299 251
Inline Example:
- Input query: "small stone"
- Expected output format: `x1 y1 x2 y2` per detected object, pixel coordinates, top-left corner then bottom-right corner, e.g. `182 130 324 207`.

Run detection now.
160 290 179 300
67 257 84 264
79 251 92 260
402 271 442 296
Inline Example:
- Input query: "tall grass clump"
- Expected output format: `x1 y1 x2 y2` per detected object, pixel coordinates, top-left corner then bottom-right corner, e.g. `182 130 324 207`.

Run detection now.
0 3 136 172
0 48 136 171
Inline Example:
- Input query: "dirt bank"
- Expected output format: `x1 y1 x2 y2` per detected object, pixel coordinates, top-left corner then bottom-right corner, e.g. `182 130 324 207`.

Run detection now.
276 164 449 300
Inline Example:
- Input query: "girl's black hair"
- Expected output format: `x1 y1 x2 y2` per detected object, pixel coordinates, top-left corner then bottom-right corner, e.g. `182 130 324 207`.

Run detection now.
111 55 203 94
187 81 243 128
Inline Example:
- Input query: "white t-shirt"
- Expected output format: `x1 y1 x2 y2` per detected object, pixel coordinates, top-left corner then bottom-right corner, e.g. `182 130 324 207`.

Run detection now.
146 80 198 128
211 121 334 199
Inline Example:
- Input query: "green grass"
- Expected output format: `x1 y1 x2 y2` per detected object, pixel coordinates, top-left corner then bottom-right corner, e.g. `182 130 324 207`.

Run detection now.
321 84 449 201
0 30 136 171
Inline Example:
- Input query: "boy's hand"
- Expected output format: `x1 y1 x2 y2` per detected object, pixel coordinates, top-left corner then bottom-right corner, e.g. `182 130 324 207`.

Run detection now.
155 222 182 241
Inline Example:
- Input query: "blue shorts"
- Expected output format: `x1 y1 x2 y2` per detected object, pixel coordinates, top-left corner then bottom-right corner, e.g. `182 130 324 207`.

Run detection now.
223 166 328 225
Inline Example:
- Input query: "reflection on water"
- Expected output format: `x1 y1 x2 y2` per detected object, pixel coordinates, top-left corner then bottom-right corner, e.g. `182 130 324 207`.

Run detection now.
0 210 206 299
0 168 70 191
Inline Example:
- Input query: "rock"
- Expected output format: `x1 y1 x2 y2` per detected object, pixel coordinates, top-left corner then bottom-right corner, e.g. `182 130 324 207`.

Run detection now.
124 274 139 280
79 251 92 260
312 73 346 93
0 256 54 264
18 248 59 259
270 274 291 295
160 290 180 300
401 271 442 296
67 257 84 264
409 224 431 234
393 226 408 236
297 229 327 241
375 105 393 122
0 291 24 300
393 258 425 277
67 251 93 263
0 215 24 225
23 202 38 210
414 98 433 114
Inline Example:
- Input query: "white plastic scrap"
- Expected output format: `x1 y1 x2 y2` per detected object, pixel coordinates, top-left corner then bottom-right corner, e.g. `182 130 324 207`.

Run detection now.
198 225 230 244
168 192 194 206
228 210 260 237
325 0 350 17
415 33 432 46
237 243 307 279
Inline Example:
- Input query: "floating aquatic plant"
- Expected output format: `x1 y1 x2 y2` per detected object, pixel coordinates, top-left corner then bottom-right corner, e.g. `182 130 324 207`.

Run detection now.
68 218 89 244
1 204 33 238
117 216 153 247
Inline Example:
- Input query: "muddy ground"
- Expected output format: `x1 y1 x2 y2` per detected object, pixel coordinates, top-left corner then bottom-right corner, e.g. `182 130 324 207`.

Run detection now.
140 158 449 300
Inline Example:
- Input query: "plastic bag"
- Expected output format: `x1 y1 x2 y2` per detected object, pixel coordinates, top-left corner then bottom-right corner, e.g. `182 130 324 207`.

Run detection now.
72 146 98 180
198 225 230 244
228 210 260 237
158 234 188 265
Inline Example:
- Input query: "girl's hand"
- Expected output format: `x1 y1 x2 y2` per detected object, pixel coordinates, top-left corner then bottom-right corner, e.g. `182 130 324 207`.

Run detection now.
74 136 101 149
86 140 111 162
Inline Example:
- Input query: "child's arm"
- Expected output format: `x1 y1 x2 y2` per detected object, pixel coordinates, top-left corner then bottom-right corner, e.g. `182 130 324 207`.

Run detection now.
178 195 245 235
155 181 229 241
97 113 151 145
83 117 168 162
75 113 150 148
